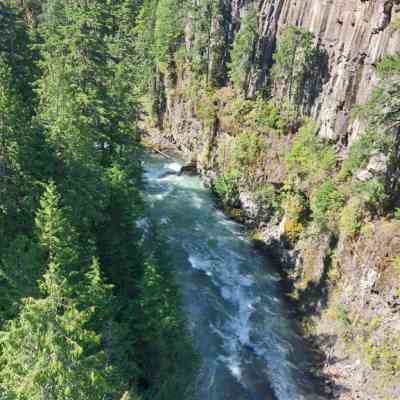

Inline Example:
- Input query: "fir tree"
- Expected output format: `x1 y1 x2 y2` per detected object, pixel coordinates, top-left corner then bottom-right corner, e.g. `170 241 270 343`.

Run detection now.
0 262 114 400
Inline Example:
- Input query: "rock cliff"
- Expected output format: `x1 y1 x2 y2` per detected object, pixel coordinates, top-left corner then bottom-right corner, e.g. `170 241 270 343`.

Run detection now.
144 1 400 399
176 0 400 141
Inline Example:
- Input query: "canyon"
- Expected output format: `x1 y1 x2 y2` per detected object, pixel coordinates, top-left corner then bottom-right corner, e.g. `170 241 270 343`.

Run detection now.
143 1 400 399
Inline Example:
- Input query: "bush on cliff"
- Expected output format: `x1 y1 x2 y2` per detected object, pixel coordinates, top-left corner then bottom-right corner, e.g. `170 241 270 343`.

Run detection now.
285 121 336 192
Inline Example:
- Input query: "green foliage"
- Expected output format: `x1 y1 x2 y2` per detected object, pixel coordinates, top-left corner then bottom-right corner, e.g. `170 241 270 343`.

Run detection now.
134 0 158 89
310 179 345 230
154 0 185 66
339 197 365 238
215 131 266 197
213 171 240 203
281 192 307 242
228 4 258 94
0 2 197 399
35 182 81 269
282 192 307 221
243 97 282 132
0 262 115 400
350 178 387 211
285 121 336 191
218 92 282 134
232 131 265 171
188 0 219 83
196 87 218 128
355 54 400 134
0 236 43 324
340 131 392 180
283 218 304 243
395 208 400 220
335 304 352 331
255 183 281 214
272 26 316 112
365 335 400 377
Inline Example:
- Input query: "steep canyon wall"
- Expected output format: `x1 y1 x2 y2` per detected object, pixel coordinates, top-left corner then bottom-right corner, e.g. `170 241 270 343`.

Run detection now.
148 1 400 399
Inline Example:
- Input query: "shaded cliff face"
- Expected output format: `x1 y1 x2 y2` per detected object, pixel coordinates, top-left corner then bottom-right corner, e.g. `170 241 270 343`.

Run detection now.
242 0 400 142
271 0 400 141
166 0 400 144
164 0 400 151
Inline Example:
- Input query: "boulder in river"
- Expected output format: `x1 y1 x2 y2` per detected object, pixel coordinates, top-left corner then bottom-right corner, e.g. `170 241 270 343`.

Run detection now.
179 163 197 176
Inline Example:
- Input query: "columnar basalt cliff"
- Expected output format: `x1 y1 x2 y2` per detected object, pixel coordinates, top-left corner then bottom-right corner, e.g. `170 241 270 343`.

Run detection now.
142 1 400 399
165 0 400 144
275 0 400 141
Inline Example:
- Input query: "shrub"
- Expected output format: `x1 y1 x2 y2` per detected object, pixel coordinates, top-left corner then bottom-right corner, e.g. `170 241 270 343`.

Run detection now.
232 131 264 169
213 171 239 203
220 97 254 133
350 178 387 212
339 197 365 238
245 98 281 132
310 179 345 230
221 97 283 135
394 208 400 221
285 121 336 190
196 88 218 128
255 183 281 214
336 304 351 327
282 192 307 221
339 131 389 179
283 218 304 243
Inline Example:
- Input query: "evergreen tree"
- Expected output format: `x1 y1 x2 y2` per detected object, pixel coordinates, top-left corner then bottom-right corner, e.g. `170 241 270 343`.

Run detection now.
0 57 24 230
154 0 185 67
272 26 316 112
0 262 114 400
0 2 198 399
0 235 43 324
35 182 82 273
355 54 400 209
228 4 258 95
96 163 143 294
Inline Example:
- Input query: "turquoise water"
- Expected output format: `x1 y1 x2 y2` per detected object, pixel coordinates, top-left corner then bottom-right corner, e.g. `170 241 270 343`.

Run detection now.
141 154 322 400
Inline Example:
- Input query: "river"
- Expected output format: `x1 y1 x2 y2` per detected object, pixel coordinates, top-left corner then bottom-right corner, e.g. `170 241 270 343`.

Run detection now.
142 153 322 400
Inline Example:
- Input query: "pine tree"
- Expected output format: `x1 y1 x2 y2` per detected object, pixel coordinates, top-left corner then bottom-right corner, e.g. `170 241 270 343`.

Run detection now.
154 0 185 67
272 26 316 111
0 262 114 400
37 0 116 164
35 182 81 271
228 4 258 95
355 54 400 209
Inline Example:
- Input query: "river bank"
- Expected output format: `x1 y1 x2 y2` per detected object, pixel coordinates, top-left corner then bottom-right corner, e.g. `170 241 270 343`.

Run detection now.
141 126 400 400
141 131 336 398
141 148 331 400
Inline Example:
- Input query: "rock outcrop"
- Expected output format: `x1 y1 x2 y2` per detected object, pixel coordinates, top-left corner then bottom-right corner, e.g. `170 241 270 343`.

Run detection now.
147 1 400 399
172 0 400 144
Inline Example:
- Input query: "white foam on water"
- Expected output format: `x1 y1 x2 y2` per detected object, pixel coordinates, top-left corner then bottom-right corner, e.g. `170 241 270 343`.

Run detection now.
136 217 149 230
160 216 170 225
188 254 211 272
166 162 182 172
226 357 243 381
152 192 172 201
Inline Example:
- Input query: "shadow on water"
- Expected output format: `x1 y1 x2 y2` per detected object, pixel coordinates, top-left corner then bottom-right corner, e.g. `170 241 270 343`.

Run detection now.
261 232 354 399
